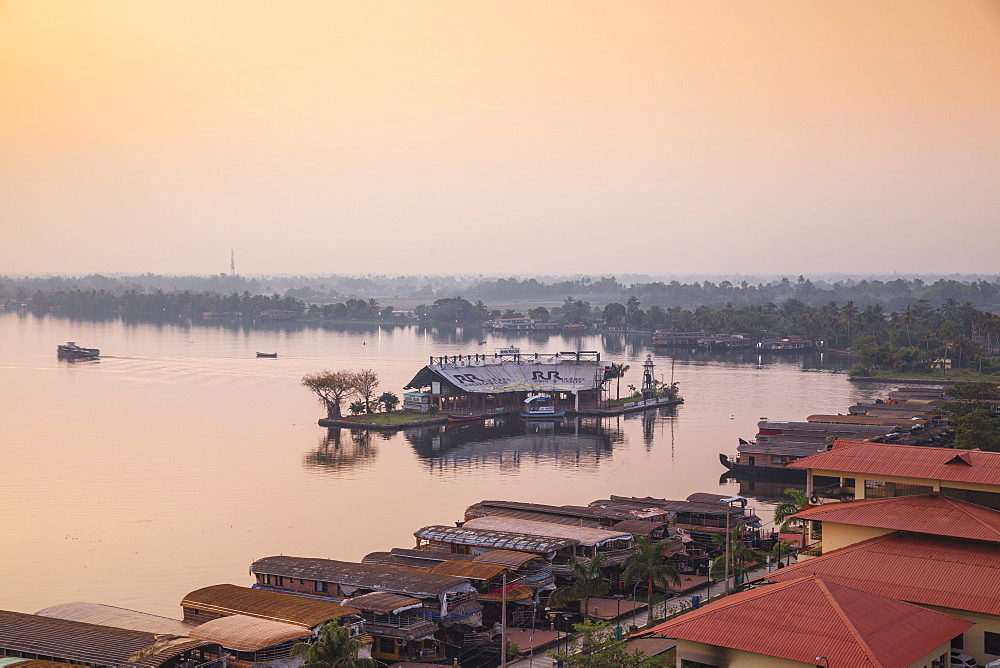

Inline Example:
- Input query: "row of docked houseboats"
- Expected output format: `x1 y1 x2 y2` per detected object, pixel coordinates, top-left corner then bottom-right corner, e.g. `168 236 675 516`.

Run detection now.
651 331 816 352
720 385 954 481
0 492 770 667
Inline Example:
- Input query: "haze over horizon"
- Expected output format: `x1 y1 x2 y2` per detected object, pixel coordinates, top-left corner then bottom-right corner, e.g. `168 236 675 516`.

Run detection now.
2 1 998 277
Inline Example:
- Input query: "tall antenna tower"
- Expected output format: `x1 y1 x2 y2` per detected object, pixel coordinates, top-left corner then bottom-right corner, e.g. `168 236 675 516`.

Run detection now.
230 249 235 276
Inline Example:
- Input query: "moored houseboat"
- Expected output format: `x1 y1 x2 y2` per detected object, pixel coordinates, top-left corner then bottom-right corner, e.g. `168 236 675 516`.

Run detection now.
652 331 705 347
340 592 445 665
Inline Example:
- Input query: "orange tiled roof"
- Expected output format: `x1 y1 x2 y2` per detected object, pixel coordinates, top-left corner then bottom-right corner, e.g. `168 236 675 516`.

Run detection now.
787 440 1000 486
647 575 971 667
761 532 1000 616
791 494 1000 542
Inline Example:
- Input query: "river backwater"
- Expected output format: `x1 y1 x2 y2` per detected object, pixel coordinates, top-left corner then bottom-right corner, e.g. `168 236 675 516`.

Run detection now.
0 312 884 618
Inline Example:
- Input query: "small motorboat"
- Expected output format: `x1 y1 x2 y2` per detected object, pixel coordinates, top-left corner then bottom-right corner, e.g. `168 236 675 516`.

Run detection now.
521 394 566 419
57 342 100 359
256 352 278 358
447 413 485 423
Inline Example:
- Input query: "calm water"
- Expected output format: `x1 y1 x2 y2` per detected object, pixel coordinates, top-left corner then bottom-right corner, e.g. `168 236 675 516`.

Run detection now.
0 312 881 617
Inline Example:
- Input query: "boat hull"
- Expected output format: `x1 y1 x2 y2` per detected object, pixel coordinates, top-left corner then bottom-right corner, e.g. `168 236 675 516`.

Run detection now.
447 414 484 423
520 409 566 419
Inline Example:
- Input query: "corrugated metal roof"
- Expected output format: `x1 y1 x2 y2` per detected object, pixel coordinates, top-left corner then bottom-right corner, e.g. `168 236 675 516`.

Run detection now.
181 584 360 627
189 614 312 651
250 556 477 599
361 551 436 571
463 516 633 547
430 560 509 580
35 602 192 636
761 532 1000 616
788 440 1000 485
0 610 216 667
648 576 972 667
792 494 1000 542
414 524 577 554
477 585 534 603
342 592 423 614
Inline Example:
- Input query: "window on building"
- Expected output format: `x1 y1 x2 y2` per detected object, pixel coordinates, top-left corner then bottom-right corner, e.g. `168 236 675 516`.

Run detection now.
681 661 719 668
985 631 1000 655
262 574 271 585
952 634 964 649
378 637 397 654
275 576 284 586
315 580 329 593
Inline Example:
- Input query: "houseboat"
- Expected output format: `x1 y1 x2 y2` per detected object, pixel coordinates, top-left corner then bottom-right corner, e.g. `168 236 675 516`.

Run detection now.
756 335 814 352
340 592 445 665
464 499 670 529
652 331 705 347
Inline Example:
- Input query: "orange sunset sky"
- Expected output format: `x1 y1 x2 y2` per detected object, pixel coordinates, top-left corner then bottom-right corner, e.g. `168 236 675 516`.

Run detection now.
2 1 998 276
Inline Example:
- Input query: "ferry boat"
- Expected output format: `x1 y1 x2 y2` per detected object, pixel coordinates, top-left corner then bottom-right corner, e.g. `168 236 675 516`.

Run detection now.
520 395 565 419
57 342 100 359
256 352 278 358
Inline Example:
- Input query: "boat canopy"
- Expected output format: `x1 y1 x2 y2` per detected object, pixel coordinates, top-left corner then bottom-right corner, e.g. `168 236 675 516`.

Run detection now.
524 394 554 405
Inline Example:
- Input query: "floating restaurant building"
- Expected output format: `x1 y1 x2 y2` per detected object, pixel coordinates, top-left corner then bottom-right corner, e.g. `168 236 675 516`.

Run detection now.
403 351 611 414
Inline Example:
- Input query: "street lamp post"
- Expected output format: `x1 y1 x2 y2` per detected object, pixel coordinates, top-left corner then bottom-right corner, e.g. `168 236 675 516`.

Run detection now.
815 657 830 668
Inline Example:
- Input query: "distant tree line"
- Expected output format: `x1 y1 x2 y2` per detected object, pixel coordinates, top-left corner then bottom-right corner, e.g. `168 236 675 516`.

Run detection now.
4 273 1000 310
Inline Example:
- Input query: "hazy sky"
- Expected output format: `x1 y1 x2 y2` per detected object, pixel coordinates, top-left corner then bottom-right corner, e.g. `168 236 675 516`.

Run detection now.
2 1 998 276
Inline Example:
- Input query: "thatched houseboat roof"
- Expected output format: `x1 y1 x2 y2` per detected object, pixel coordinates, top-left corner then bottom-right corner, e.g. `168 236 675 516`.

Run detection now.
181 584 359 628
0 610 217 667
610 519 670 537
343 592 423 614
188 614 312 652
466 500 668 526
34 602 192 636
462 516 634 548
250 556 477 599
430 560 510 581
414 525 577 556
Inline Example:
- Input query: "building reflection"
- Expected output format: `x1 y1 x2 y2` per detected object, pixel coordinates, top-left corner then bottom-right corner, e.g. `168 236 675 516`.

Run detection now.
404 416 625 472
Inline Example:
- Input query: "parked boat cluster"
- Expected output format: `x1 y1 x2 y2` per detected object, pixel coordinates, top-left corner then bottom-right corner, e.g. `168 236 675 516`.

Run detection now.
652 331 816 351
721 386 953 480
0 492 772 667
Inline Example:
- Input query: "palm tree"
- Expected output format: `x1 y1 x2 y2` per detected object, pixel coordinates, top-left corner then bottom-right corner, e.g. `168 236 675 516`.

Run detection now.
606 363 630 400
710 523 767 588
772 487 811 530
290 621 376 667
548 553 609 618
621 537 681 617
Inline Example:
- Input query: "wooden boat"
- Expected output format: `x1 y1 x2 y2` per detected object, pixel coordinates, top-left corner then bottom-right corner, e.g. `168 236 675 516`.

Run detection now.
57 342 100 359
256 352 278 358
447 413 484 423
521 395 566 419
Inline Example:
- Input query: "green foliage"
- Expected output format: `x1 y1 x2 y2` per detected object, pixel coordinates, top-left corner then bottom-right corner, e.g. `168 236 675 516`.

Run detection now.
289 621 377 667
621 537 681 617
548 620 658 667
377 391 399 412
348 401 366 415
549 553 609 618
414 297 488 324
710 522 767 585
940 382 1000 451
772 488 810 530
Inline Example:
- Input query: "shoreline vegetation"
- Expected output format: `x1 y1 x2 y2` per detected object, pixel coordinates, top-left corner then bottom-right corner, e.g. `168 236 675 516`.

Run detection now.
4 273 999 380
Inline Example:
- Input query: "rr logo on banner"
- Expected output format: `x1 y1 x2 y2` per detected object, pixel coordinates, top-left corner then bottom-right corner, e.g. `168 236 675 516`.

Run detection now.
531 371 563 381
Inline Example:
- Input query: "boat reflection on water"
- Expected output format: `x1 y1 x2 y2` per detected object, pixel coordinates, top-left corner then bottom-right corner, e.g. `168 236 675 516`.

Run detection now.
405 416 624 472
719 471 807 503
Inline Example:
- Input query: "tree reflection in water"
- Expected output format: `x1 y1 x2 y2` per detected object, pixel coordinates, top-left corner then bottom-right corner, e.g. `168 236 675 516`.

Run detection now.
303 428 386 472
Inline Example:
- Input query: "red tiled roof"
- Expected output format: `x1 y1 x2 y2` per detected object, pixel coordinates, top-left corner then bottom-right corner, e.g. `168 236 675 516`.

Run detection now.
788 440 1000 486
647 575 971 667
791 494 1000 542
761 532 1000 616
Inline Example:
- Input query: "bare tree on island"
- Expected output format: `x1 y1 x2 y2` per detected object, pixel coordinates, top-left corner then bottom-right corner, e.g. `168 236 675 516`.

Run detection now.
352 369 379 414
302 370 358 419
